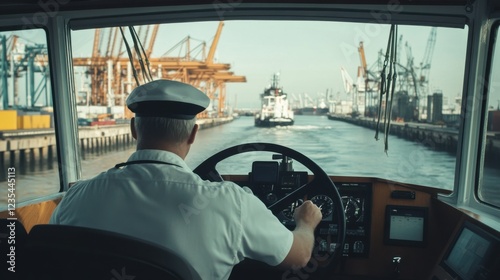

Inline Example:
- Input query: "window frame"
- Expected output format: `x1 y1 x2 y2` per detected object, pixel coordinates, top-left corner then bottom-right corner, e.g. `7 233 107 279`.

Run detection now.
0 24 65 209
476 19 500 209
0 1 488 208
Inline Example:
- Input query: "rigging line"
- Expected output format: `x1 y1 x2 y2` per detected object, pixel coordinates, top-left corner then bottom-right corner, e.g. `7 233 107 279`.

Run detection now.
119 27 140 87
375 66 386 141
128 26 149 83
383 26 395 133
161 36 187 57
131 27 153 81
384 25 398 154
375 24 395 141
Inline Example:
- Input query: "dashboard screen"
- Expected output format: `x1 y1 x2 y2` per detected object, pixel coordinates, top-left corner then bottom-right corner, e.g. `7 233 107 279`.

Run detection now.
251 161 279 184
384 205 427 246
442 221 499 280
389 215 424 242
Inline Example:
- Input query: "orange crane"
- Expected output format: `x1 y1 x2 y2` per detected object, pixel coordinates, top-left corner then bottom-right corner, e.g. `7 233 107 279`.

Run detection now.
206 22 224 64
89 29 105 105
146 25 159 58
357 41 379 93
358 41 368 82
356 41 381 116
73 21 245 118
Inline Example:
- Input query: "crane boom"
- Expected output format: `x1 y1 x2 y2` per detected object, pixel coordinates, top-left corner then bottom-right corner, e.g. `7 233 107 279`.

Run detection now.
92 29 101 59
108 28 119 58
146 24 159 57
340 67 354 94
421 27 437 70
358 41 368 79
420 27 437 85
206 21 224 64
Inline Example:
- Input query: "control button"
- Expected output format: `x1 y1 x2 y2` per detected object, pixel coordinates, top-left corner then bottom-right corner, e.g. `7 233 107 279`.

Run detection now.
329 243 337 253
266 193 277 203
261 184 274 192
353 241 364 253
343 243 350 253
319 240 328 252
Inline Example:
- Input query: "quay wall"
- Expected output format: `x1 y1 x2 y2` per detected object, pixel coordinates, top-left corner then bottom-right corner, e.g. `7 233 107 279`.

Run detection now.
328 114 500 167
328 114 460 153
0 117 233 180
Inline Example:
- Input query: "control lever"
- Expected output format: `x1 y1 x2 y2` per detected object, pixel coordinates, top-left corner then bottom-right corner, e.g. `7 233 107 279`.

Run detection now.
391 256 401 279
272 154 294 171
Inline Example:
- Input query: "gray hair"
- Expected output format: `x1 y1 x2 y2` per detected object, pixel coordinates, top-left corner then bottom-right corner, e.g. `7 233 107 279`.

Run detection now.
134 117 196 143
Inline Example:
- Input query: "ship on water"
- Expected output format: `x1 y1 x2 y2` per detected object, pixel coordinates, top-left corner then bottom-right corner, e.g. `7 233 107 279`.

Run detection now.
293 92 329 116
254 73 294 127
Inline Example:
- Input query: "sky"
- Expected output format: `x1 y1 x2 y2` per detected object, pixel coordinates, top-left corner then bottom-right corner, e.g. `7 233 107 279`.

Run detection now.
4 20 500 110
72 20 470 109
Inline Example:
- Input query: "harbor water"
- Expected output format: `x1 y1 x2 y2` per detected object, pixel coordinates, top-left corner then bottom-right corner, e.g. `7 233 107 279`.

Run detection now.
2 115 499 207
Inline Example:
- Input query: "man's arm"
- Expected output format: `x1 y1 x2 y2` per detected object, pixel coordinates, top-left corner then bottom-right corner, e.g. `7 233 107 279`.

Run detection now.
279 200 322 269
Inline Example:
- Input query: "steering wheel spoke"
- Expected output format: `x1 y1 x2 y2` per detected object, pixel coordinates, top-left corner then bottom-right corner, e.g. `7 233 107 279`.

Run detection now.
267 179 316 215
193 142 346 277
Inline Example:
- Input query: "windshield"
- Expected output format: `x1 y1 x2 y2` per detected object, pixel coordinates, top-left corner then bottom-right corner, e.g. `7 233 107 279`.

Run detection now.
72 21 467 192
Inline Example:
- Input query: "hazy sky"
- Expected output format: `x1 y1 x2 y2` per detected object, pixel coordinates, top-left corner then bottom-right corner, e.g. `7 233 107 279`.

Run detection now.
5 20 500 110
70 20 470 109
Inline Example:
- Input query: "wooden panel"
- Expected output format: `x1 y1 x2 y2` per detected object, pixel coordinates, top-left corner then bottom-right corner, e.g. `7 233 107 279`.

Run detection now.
338 179 436 279
0 197 61 232
225 174 457 279
0 174 481 280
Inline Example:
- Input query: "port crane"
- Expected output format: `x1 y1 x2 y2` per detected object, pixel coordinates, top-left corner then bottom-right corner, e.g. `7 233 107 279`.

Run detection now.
419 27 437 100
338 42 382 117
73 21 246 118
393 27 437 120
0 34 51 110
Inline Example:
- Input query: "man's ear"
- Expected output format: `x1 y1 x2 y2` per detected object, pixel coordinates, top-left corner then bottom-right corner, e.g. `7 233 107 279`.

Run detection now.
187 123 199 145
130 117 137 140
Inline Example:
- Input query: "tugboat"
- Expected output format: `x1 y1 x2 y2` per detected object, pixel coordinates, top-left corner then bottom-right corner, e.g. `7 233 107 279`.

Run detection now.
254 73 294 127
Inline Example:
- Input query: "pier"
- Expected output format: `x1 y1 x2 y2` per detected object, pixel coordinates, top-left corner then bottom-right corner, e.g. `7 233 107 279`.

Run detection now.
0 117 233 180
327 114 500 165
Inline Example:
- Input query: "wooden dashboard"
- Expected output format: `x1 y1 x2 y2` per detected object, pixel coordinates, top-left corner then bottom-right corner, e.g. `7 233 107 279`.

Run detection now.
1 176 498 279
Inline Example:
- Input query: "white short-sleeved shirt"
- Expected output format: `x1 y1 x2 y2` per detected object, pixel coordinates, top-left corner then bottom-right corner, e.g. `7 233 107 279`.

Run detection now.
50 149 293 279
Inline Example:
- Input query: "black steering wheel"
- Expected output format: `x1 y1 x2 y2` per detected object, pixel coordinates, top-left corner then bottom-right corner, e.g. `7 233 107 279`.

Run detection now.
193 142 346 279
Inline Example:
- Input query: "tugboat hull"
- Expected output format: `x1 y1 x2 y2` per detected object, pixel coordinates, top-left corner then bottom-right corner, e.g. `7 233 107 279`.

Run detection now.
255 115 294 127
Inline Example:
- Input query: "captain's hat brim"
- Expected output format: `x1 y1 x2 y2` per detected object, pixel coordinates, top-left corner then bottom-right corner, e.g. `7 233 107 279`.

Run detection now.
126 79 210 119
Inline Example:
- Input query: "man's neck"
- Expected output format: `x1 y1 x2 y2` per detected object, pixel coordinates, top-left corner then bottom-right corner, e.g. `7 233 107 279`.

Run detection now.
136 142 187 159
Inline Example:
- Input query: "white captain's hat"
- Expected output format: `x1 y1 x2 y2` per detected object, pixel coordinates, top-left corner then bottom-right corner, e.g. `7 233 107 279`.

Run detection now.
126 79 210 119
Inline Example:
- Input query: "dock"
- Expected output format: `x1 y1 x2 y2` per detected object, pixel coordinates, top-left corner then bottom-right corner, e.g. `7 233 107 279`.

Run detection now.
327 114 500 165
0 117 233 181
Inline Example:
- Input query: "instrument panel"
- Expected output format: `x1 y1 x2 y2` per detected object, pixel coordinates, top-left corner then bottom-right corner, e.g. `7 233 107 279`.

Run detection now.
247 165 372 258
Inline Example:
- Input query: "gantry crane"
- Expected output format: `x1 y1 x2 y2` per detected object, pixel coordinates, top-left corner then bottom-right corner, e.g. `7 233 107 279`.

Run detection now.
340 66 353 95
356 41 381 116
419 27 437 99
1 35 8 109
72 21 246 118
398 27 437 120
1 34 50 109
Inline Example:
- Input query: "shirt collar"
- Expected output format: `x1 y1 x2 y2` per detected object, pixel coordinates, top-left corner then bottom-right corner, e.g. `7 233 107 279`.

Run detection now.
126 149 190 170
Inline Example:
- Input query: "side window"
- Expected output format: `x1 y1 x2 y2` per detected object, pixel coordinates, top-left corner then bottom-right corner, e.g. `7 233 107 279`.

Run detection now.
478 26 500 208
0 29 59 209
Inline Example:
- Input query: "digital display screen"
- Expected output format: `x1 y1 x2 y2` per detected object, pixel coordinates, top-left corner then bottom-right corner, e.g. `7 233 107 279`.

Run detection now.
389 215 424 241
384 205 427 246
251 161 279 184
442 221 499 280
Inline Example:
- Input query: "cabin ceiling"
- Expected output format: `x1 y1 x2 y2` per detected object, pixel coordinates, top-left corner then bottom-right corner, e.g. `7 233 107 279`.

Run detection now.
0 0 473 16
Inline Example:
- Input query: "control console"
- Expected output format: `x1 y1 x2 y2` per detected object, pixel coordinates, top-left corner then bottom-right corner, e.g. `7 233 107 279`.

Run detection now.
247 160 372 258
